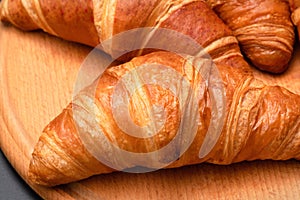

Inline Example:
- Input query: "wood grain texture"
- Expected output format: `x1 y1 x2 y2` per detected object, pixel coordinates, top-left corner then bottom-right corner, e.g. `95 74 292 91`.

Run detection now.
1 24 300 200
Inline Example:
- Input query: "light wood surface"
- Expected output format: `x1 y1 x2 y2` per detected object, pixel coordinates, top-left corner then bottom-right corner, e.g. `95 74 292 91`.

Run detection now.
1 23 300 200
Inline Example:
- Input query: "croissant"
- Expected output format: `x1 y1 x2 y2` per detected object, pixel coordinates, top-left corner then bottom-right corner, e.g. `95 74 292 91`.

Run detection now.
290 0 300 39
206 0 295 73
0 0 295 73
28 50 300 186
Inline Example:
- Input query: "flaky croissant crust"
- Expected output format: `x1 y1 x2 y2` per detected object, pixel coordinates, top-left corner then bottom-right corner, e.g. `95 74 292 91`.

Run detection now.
28 51 300 186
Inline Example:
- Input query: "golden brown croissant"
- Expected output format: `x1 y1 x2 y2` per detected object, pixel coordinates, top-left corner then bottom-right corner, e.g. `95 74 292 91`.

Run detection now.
206 0 295 73
28 51 300 186
25 1 254 186
0 0 295 73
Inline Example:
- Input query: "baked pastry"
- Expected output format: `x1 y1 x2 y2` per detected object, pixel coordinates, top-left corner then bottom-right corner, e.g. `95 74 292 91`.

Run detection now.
0 0 295 72
206 0 295 73
28 51 300 186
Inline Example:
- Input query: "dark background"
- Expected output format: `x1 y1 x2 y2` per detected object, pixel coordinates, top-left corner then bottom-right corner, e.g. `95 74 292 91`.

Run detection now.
0 149 41 200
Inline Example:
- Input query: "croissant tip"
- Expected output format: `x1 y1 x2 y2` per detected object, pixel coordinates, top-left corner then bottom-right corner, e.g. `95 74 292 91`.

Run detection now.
246 53 291 74
27 163 53 187
256 64 289 74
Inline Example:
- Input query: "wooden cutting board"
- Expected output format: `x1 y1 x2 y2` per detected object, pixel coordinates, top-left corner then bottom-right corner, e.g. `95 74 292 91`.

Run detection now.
1 23 300 200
